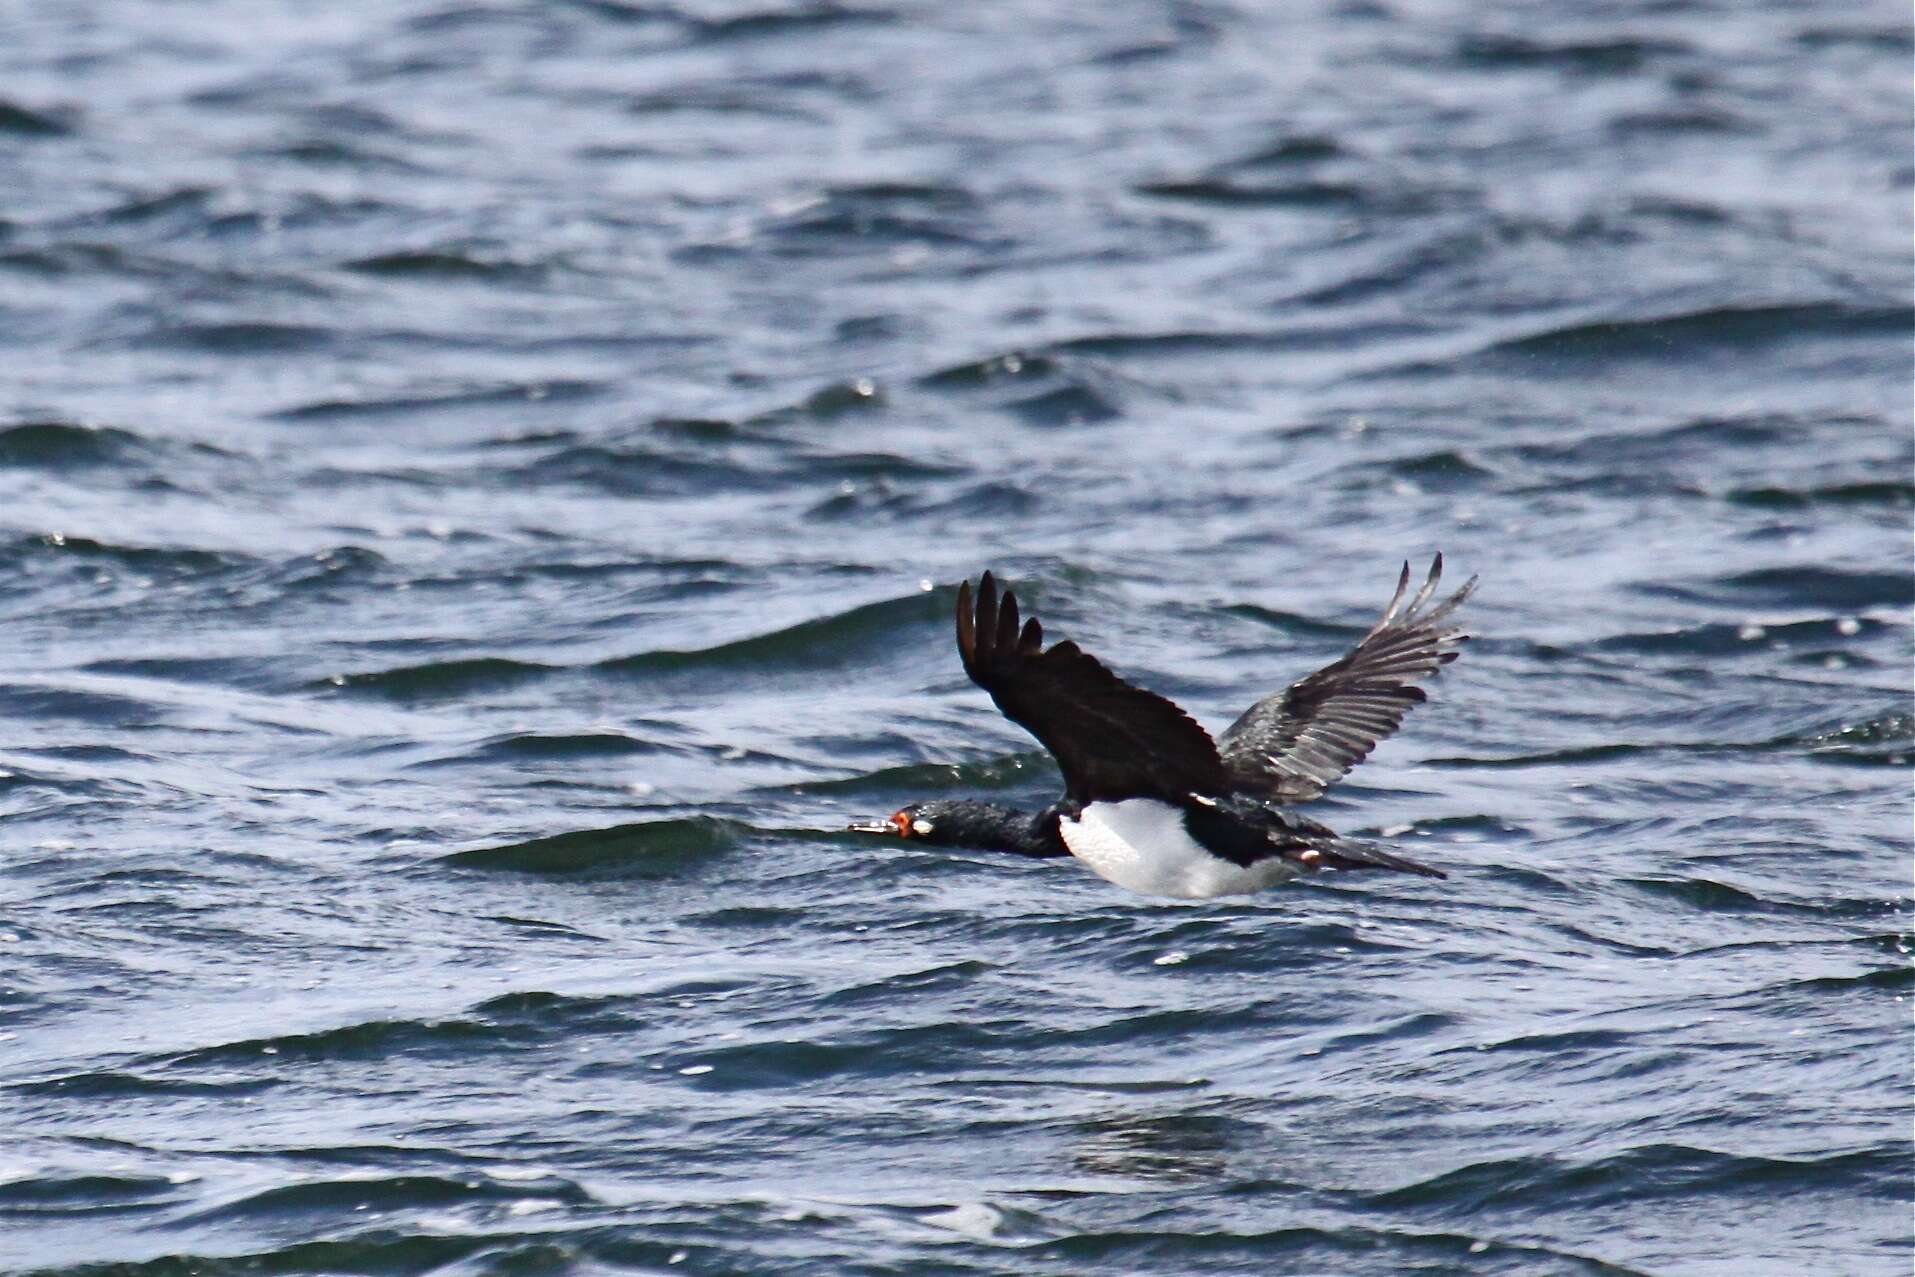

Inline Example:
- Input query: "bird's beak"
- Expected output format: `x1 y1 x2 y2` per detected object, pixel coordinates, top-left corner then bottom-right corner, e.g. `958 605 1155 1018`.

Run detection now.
848 811 917 837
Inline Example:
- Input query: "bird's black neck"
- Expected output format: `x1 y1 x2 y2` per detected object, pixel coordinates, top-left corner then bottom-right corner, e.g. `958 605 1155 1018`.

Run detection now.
923 800 1071 858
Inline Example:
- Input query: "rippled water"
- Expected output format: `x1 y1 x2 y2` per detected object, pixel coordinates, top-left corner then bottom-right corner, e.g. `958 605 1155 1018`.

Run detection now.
3 2 1910 1273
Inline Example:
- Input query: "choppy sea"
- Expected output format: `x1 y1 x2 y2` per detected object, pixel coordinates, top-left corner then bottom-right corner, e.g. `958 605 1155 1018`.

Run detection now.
2 2 1910 1273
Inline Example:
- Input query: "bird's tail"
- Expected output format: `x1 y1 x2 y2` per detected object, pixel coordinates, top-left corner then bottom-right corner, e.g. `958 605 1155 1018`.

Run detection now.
1290 837 1447 879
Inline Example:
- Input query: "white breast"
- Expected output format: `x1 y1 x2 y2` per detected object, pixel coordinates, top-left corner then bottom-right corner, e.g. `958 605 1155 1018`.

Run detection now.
1059 798 1305 899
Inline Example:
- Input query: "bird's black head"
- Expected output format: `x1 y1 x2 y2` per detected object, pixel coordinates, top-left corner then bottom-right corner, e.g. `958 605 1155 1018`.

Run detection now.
846 799 1069 856
846 800 979 846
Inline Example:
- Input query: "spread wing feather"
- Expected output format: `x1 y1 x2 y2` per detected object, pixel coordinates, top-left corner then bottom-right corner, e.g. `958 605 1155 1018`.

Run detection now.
1218 555 1475 803
956 573 1225 805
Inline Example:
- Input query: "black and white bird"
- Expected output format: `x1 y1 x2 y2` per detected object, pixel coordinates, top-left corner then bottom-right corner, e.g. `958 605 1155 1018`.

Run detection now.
848 557 1476 898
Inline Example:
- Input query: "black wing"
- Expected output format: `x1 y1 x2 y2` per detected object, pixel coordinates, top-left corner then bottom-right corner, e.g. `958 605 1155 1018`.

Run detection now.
1217 555 1476 803
956 572 1226 806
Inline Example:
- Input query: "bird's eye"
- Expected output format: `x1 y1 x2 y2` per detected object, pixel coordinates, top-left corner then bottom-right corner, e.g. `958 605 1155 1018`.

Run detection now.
911 819 934 836
890 811 914 837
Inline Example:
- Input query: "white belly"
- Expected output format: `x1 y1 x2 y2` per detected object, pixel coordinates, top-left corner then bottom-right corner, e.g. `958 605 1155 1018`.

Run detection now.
1059 799 1305 899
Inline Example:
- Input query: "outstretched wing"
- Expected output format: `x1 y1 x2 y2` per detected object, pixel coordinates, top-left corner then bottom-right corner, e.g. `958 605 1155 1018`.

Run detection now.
956 572 1226 806
1218 555 1476 803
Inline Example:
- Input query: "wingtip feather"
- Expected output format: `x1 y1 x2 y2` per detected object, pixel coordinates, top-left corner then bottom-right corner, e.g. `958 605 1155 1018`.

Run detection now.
955 577 976 663
996 585 1021 656
1406 554 1442 615
1380 560 1413 626
975 572 999 656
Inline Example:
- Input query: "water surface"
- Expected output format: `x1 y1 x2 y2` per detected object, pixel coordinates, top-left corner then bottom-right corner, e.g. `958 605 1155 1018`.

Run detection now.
2 2 1910 1273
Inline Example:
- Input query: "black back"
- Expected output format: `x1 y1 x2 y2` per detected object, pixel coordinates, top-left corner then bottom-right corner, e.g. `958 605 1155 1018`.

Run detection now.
1180 795 1447 878
902 799 1071 857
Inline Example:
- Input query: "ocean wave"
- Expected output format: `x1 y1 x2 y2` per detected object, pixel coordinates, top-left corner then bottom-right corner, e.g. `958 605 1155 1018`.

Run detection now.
441 816 743 875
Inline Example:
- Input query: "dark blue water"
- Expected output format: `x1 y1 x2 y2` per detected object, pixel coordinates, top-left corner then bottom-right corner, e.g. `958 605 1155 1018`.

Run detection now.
2 2 1910 1273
